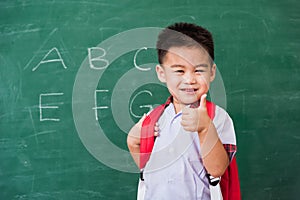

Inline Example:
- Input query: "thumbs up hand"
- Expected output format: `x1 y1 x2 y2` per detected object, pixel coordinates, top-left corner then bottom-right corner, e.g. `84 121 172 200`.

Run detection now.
181 94 211 134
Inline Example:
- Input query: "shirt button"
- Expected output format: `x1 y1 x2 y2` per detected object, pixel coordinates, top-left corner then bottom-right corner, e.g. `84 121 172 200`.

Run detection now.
168 178 174 184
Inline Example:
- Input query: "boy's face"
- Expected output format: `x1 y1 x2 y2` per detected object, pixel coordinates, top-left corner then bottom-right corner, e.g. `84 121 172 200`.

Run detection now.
156 46 216 112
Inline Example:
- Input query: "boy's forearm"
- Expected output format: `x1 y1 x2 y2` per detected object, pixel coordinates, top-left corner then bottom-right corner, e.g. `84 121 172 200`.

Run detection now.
199 123 229 177
127 116 146 168
127 134 140 167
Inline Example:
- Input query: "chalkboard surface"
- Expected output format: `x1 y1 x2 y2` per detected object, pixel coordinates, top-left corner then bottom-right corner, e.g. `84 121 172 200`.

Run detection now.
1 0 300 199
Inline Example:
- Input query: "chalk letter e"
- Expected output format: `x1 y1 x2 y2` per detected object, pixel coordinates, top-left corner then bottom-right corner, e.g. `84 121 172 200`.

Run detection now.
39 93 64 122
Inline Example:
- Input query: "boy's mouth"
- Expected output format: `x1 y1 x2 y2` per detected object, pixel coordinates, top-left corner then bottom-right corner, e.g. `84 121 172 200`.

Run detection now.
181 88 198 93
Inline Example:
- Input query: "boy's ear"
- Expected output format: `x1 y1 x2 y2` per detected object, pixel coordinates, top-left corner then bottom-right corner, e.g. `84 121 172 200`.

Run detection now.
210 63 217 82
156 65 166 83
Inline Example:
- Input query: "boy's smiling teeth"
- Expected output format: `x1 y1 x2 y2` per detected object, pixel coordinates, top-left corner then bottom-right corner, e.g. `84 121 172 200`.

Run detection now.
182 88 197 92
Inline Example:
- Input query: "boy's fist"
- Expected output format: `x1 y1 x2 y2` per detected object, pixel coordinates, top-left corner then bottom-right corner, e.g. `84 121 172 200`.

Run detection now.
181 94 211 133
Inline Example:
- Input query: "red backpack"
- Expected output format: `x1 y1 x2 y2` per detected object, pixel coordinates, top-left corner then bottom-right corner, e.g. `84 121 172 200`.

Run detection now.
140 97 241 200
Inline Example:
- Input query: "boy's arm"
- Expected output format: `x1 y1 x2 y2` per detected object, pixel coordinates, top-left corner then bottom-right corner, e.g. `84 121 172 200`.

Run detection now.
199 123 229 178
127 115 146 167
181 94 229 177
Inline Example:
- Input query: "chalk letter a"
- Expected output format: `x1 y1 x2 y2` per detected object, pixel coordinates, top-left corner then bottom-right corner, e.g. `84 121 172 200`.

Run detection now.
32 47 67 71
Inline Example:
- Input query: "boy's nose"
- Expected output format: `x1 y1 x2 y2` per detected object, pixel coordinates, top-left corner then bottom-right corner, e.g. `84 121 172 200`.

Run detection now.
184 72 196 84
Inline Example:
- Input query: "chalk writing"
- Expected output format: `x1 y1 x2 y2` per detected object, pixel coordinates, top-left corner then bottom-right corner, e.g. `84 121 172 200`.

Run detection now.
32 47 67 71
23 28 58 70
93 90 109 120
32 47 156 123
134 47 151 71
88 47 109 70
129 90 153 118
39 93 64 121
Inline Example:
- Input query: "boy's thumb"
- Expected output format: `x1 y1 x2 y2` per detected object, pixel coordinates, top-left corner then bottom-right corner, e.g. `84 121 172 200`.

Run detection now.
199 94 207 108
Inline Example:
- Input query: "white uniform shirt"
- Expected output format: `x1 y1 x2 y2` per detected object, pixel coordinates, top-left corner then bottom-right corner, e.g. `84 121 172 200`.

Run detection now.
138 103 236 200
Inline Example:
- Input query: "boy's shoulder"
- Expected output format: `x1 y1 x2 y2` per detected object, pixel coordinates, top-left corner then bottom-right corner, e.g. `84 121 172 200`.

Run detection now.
213 104 236 145
213 105 234 123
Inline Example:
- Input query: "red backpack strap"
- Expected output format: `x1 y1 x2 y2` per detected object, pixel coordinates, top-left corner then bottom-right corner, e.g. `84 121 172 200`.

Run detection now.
220 157 241 200
206 100 215 119
140 97 172 169
140 104 164 169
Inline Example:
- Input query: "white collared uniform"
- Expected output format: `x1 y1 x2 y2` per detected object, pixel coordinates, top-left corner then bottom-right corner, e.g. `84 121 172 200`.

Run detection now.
138 103 236 200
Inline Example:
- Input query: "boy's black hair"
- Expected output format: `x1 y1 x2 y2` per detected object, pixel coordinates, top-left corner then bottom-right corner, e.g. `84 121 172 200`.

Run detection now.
156 22 214 65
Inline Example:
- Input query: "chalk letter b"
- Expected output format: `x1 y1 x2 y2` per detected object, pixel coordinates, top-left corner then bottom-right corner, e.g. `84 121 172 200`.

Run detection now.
88 47 109 70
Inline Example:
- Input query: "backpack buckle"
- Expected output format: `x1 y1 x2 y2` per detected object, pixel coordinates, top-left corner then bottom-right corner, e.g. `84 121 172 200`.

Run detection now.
206 173 220 186
140 169 144 181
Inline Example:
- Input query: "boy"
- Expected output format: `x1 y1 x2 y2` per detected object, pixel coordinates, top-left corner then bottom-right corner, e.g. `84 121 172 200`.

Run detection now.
127 22 237 199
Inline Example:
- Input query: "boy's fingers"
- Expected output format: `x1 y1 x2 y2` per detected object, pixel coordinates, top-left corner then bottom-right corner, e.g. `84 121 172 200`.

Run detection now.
182 107 187 114
180 120 187 128
154 122 160 136
182 107 192 115
181 116 193 125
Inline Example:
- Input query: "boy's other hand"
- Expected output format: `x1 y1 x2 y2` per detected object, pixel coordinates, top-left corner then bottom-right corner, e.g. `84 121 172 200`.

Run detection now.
128 114 146 140
154 122 160 137
181 94 211 133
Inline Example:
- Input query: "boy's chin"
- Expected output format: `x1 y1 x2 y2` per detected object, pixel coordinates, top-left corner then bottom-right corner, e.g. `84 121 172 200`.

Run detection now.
177 99 199 106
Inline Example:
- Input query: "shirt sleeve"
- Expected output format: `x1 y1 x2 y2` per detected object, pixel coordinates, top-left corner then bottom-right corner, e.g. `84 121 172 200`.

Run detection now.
213 105 237 161
223 144 237 162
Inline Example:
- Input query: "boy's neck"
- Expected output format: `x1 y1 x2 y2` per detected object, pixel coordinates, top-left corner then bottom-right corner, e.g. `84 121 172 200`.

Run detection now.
171 97 200 114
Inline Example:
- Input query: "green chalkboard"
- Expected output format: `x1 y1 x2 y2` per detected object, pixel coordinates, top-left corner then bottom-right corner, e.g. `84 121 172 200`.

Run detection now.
1 0 300 199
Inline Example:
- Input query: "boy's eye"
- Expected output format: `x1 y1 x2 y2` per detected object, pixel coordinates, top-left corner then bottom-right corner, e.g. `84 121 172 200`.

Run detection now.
195 69 205 73
174 70 184 73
